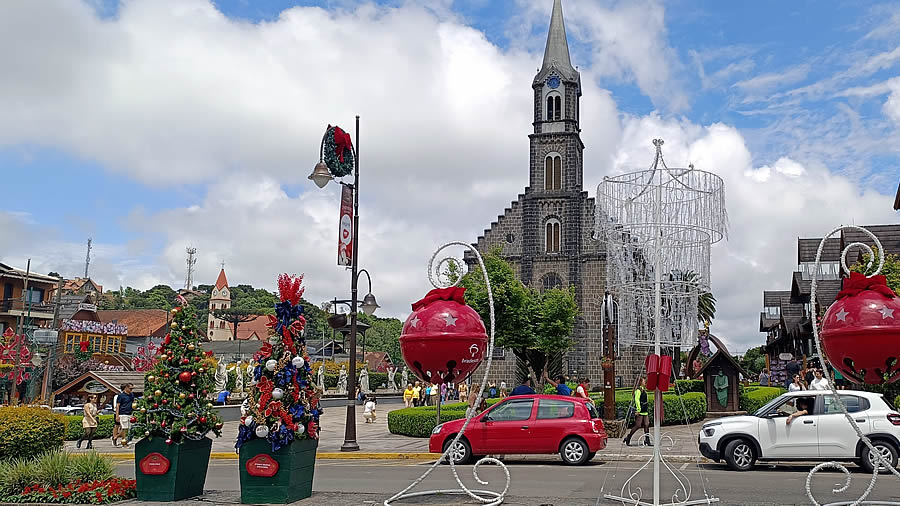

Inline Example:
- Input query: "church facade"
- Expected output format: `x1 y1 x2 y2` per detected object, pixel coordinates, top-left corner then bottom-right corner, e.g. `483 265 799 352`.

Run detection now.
467 0 639 388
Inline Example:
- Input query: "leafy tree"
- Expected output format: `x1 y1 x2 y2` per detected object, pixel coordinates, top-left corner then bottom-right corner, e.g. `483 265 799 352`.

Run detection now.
212 308 260 341
852 249 900 293
737 346 767 376
461 249 577 385
356 313 403 363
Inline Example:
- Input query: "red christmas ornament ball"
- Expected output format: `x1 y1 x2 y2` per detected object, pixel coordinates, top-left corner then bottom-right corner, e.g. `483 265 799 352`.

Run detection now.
153 403 159 408
199 417 207 423
178 371 193 383
399 288 487 385
165 439 173 445
821 275 900 384
130 416 137 423
182 358 190 365
162 399 168 405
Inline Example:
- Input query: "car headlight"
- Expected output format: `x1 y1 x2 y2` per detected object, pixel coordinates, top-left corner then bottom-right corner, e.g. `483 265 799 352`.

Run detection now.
703 427 715 437
432 424 443 435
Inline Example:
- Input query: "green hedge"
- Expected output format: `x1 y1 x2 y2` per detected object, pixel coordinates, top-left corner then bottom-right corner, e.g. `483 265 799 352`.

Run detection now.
893 394 899 410
673 379 705 394
0 408 65 460
388 400 500 438
740 386 785 413
63 415 117 441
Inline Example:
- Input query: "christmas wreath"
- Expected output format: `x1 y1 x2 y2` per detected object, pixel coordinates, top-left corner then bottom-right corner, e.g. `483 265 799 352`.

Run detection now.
322 125 354 178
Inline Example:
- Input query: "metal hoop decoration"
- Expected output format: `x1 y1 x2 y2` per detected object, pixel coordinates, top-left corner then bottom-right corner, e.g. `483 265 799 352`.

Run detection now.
385 241 509 506
806 225 900 506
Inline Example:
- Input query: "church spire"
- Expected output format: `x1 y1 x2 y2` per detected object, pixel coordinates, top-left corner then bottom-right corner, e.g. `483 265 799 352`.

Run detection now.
541 0 574 75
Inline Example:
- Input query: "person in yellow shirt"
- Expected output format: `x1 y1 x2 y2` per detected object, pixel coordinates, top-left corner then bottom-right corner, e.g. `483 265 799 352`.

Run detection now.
403 383 415 408
412 381 422 407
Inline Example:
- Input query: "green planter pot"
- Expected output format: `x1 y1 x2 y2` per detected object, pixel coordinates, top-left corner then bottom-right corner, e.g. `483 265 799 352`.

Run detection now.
239 437 318 504
134 436 212 502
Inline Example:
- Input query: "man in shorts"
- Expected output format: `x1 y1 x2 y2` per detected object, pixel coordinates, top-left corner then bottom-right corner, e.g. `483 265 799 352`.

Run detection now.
111 384 123 446
115 383 136 447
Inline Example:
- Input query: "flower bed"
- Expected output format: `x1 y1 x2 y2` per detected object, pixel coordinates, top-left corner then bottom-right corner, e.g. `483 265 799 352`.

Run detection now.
0 451 133 504
4 478 136 504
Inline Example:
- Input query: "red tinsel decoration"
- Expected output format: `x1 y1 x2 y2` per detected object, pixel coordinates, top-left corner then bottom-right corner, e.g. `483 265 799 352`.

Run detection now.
277 273 305 305
333 126 353 163
836 271 896 300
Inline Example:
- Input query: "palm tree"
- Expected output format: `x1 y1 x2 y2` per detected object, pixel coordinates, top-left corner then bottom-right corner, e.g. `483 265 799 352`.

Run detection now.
669 271 716 324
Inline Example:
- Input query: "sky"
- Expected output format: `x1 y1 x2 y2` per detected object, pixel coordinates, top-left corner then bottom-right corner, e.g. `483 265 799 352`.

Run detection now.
1 0 899 353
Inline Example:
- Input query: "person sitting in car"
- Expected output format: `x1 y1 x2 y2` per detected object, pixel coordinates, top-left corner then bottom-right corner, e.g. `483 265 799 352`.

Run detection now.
786 397 811 425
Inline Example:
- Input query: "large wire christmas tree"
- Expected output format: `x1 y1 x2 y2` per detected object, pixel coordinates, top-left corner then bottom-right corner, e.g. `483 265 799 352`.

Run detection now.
236 274 322 451
131 298 223 444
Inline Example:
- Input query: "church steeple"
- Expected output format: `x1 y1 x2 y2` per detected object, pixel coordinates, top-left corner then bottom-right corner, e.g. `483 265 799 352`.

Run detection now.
535 0 579 83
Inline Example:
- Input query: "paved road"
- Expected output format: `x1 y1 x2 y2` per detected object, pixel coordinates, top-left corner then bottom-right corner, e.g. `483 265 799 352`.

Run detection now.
115 458 900 505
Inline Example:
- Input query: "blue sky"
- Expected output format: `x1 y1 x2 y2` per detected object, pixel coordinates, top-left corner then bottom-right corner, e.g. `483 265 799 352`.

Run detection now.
1 0 898 351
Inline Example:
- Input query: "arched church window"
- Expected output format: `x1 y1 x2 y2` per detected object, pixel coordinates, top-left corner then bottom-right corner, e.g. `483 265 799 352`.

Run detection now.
547 96 554 121
554 96 561 120
545 219 561 253
544 154 562 190
542 272 563 291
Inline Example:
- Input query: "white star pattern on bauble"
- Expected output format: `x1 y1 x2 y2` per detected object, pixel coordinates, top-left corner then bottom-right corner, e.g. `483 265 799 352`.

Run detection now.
835 308 849 322
879 305 895 319
442 313 458 327
408 316 420 329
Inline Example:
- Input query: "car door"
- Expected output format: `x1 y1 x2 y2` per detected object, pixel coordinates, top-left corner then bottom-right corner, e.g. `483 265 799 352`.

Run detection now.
530 398 577 453
817 394 871 458
482 398 535 454
757 395 819 458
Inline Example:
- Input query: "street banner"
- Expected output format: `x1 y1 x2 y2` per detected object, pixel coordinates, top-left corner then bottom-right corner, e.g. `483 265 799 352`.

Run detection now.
338 184 353 266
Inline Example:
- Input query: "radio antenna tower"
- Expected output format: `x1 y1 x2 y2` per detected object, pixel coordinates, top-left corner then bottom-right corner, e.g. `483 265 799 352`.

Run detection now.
185 247 198 290
84 238 92 278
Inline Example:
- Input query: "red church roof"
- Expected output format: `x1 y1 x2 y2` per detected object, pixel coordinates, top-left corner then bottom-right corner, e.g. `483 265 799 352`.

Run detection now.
215 269 229 290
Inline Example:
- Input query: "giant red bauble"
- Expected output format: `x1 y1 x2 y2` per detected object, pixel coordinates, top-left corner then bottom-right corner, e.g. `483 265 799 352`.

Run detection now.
821 279 900 384
399 287 487 385
178 371 193 383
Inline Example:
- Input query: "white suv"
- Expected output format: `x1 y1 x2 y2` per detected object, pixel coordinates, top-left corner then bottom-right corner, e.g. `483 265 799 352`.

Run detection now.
699 390 900 472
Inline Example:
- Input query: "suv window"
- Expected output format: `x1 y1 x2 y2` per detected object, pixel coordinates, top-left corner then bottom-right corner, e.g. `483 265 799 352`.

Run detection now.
771 396 815 416
487 399 533 422
537 399 575 419
824 395 869 414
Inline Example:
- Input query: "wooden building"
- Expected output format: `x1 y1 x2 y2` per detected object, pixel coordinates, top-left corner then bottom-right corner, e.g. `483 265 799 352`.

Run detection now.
693 348 748 414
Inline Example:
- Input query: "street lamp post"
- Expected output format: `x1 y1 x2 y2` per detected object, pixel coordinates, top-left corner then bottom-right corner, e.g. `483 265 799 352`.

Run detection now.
602 291 617 420
310 116 380 452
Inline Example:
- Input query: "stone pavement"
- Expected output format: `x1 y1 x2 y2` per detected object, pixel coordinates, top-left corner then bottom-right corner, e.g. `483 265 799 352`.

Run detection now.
65 405 708 462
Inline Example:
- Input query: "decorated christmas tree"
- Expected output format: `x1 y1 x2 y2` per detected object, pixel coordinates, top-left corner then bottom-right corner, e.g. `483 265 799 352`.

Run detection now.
236 274 321 451
131 298 223 444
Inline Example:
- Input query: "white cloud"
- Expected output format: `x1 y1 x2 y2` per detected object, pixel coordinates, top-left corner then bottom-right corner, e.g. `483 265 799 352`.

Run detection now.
1 0 897 355
884 79 900 124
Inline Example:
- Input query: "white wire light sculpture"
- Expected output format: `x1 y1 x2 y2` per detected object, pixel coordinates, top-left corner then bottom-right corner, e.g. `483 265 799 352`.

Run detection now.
806 225 900 506
597 139 727 506
597 139 727 349
385 241 509 506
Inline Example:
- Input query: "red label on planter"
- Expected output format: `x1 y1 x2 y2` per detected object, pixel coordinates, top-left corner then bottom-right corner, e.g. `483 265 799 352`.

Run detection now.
246 454 279 477
139 453 170 475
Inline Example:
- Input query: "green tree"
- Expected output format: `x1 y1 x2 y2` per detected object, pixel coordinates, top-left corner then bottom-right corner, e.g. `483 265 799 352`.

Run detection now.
737 346 767 376
461 249 578 384
357 314 403 364
212 308 260 341
852 250 900 293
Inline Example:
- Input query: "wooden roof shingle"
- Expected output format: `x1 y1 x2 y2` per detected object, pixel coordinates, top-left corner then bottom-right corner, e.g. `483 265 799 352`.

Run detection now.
798 238 841 263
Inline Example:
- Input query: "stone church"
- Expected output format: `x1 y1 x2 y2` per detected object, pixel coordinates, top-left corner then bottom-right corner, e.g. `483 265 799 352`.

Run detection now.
467 0 637 388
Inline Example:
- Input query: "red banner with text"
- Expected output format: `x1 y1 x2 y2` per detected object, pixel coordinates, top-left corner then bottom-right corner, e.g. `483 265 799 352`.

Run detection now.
338 184 353 266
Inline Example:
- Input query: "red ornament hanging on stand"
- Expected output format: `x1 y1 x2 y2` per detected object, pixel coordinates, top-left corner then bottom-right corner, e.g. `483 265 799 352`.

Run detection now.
399 287 488 385
821 271 900 384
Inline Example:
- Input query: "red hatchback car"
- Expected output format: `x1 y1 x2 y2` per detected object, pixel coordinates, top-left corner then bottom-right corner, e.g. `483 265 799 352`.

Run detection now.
428 394 607 465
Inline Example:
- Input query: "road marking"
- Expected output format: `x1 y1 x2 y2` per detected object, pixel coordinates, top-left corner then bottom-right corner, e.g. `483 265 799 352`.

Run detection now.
680 463 688 470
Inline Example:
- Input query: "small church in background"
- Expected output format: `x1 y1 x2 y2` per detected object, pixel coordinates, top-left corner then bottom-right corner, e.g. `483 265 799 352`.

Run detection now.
207 268 231 341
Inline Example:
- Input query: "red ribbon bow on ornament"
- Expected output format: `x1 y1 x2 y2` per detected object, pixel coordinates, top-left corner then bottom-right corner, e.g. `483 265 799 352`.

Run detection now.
411 287 467 311
333 126 353 163
79 340 89 353
836 271 896 299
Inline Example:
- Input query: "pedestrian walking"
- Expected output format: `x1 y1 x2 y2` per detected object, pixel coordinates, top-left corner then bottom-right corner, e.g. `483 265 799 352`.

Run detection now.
403 383 415 408
758 369 770 386
115 383 135 448
76 394 99 450
499 381 507 398
624 378 651 447
412 381 422 407
788 374 804 392
810 369 829 390
111 384 124 447
457 382 468 403
488 382 497 398
509 377 535 396
363 395 377 423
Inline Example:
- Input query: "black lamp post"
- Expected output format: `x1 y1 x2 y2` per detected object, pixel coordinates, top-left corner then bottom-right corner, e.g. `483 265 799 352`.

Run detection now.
309 117 380 452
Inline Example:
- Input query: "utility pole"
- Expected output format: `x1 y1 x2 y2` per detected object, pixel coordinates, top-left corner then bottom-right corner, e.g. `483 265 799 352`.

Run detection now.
185 247 198 290
84 238 92 279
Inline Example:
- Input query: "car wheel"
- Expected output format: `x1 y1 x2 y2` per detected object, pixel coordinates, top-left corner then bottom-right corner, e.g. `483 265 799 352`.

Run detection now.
442 437 472 465
587 451 597 462
723 439 756 471
560 437 590 466
860 441 898 474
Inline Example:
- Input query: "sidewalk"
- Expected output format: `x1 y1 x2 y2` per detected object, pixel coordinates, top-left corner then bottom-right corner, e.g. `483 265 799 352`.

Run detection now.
66 407 708 462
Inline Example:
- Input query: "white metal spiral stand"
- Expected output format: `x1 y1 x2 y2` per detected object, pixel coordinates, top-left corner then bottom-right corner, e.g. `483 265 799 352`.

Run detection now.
805 225 900 506
384 241 510 506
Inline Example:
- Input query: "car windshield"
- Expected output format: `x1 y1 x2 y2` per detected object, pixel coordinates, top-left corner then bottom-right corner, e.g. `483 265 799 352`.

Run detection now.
585 402 600 419
754 394 790 416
